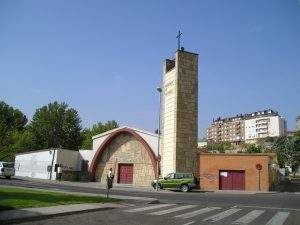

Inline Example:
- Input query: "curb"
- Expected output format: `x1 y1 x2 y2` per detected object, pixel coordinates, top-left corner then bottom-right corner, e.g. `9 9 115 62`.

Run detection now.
13 177 156 193
0 184 158 202
0 204 126 224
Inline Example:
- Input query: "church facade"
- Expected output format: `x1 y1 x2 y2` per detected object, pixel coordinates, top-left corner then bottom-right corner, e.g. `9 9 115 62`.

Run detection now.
89 127 158 186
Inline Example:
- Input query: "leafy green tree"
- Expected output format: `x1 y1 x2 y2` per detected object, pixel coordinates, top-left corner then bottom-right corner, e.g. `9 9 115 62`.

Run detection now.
0 101 27 147
207 141 232 153
0 129 37 161
0 101 28 160
30 102 82 150
81 120 119 149
272 136 300 176
245 144 262 153
9 130 37 153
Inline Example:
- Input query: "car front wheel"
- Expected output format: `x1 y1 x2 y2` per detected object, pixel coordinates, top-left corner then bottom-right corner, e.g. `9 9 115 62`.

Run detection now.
153 183 162 190
180 184 189 192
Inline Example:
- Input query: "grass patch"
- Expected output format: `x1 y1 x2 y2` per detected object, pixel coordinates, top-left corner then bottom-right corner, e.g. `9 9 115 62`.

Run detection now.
0 186 119 211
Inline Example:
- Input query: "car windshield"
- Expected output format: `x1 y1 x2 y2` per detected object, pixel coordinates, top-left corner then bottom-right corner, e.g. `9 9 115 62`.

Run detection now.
2 163 14 168
165 173 174 179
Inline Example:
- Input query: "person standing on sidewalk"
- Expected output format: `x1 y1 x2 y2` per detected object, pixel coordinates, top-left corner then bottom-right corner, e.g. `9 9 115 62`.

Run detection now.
107 168 114 188
106 168 114 198
57 164 62 181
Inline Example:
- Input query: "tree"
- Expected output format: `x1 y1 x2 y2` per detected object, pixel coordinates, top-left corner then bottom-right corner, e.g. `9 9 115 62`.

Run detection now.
9 130 37 153
207 141 232 153
0 101 27 161
245 144 262 153
0 129 37 161
0 101 27 147
30 102 82 150
81 120 119 149
272 136 300 176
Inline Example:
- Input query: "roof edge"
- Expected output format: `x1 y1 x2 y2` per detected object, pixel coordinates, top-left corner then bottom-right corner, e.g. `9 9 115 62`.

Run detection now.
92 126 158 140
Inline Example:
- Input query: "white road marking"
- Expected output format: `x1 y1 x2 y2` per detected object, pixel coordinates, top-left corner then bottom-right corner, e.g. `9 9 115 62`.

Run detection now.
202 208 242 222
237 205 300 212
124 204 175 212
175 207 221 219
265 212 290 225
232 210 265 224
182 221 195 225
149 205 197 215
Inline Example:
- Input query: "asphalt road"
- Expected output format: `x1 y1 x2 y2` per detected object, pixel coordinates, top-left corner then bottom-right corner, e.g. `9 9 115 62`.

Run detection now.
1 178 300 225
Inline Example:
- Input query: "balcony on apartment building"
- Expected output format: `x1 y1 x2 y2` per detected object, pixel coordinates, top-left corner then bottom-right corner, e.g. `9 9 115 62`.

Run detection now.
255 118 270 124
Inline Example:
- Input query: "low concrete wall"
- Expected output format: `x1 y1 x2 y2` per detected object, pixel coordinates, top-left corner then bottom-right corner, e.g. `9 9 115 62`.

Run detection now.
62 171 91 182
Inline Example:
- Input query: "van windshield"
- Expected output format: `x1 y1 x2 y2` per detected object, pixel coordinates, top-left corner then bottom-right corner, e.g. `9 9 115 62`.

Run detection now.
2 163 14 168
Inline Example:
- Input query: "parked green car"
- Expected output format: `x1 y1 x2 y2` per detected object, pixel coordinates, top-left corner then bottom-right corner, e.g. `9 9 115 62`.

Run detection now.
152 172 197 192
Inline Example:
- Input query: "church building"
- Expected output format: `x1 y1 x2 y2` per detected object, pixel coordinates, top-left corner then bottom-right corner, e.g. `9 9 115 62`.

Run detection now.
88 49 199 186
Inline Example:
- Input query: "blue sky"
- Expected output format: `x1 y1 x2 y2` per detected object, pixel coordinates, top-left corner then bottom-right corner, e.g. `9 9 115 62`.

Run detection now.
0 0 299 138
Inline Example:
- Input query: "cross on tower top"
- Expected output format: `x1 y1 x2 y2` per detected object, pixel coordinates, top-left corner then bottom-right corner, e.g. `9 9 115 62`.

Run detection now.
176 30 183 50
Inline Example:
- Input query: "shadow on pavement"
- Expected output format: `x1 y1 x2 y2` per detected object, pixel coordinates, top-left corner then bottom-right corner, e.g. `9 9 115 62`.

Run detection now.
277 178 300 192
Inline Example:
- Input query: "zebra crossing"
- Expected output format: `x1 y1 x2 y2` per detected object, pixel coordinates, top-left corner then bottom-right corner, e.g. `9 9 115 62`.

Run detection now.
124 204 292 225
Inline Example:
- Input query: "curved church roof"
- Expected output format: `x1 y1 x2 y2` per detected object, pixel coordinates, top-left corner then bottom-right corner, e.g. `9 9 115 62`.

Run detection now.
89 127 158 177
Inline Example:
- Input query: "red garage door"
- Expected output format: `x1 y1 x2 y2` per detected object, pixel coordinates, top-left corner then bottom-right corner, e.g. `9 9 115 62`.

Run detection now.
219 170 245 190
118 164 133 184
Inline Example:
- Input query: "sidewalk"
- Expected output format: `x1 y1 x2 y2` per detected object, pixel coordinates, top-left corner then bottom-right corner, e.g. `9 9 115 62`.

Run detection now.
13 176 300 195
0 203 126 224
15 176 157 193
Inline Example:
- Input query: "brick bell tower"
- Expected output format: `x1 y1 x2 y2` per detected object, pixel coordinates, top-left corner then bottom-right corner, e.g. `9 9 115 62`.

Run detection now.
160 48 199 176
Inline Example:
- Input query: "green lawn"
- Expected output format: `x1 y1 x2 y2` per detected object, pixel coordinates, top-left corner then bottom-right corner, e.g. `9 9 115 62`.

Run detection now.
0 186 119 211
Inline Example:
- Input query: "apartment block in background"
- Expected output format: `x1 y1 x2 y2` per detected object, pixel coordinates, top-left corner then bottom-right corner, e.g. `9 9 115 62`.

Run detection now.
206 115 245 145
244 110 286 142
296 115 300 131
207 109 286 144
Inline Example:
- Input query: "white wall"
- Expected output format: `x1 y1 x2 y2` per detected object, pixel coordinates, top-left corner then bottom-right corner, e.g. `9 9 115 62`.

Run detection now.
245 119 257 140
78 150 94 167
92 135 107 152
56 149 81 171
269 116 280 136
15 149 57 180
15 149 82 180
135 129 158 156
245 116 286 140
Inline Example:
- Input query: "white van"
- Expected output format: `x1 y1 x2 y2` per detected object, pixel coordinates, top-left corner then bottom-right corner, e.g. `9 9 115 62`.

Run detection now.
0 161 15 179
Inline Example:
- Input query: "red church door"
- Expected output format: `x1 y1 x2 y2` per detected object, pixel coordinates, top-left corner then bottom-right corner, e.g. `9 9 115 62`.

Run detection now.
118 164 133 184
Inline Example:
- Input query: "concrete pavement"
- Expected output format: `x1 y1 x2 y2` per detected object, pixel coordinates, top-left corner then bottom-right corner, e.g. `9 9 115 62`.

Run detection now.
0 203 125 224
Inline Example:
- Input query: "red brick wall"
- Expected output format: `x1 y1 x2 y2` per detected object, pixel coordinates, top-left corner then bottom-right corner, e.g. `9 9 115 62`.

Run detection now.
199 154 270 191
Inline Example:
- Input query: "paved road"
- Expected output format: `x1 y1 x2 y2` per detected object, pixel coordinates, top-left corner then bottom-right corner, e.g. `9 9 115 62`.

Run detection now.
12 202 300 225
1 178 300 225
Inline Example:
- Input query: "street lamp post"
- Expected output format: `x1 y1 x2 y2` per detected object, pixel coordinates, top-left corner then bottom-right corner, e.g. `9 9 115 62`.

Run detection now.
156 87 162 191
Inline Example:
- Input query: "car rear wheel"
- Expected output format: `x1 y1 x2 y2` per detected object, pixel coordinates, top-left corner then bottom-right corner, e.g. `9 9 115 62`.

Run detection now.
180 184 189 192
